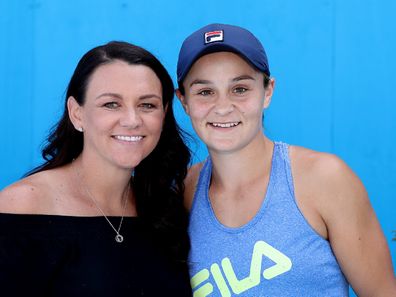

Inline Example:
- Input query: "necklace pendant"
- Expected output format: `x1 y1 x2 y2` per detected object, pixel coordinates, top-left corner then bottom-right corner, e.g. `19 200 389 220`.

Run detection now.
115 234 124 243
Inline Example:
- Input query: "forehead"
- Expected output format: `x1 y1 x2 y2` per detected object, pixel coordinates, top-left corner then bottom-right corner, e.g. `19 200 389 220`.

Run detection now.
185 51 261 82
86 61 162 95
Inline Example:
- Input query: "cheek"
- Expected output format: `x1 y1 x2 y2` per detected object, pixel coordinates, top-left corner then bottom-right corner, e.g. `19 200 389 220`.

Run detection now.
187 101 212 119
145 112 165 134
248 108 264 122
244 98 265 116
85 111 114 132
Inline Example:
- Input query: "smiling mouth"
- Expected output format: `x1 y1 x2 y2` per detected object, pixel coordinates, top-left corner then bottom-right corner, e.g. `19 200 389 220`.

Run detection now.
113 135 144 142
209 121 241 128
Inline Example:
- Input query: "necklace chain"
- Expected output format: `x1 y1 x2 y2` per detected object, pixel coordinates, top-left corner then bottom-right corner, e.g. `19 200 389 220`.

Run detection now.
75 164 129 243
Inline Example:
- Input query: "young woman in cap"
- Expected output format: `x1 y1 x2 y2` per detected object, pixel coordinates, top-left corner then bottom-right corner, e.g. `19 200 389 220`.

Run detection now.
176 23 395 296
0 41 192 296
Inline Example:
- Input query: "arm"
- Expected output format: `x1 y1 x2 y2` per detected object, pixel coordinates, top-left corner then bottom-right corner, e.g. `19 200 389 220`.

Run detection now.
183 162 203 211
314 155 396 296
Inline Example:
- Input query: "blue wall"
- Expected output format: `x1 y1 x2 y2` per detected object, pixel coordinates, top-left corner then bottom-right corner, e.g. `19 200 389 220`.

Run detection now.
1 0 395 293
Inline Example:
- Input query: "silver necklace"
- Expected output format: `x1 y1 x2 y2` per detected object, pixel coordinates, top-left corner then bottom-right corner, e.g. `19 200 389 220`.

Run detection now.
76 166 129 243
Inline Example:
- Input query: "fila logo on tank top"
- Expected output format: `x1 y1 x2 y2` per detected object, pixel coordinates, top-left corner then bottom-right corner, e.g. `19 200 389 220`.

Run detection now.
190 240 292 297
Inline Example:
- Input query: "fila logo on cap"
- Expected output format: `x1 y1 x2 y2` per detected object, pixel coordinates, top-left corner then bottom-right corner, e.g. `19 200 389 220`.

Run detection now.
205 30 224 44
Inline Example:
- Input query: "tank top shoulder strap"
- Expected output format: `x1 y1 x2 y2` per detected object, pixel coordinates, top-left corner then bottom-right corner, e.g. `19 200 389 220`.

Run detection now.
271 142 296 202
191 158 212 212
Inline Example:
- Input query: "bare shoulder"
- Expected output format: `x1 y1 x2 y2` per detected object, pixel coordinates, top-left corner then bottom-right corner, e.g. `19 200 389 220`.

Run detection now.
290 146 366 194
289 145 368 238
289 145 363 197
184 162 204 211
0 171 54 214
292 145 372 228
290 145 350 174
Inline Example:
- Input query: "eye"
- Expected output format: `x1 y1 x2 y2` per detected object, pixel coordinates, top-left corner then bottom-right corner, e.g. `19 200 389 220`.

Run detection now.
140 103 157 109
233 87 248 94
103 102 120 109
197 89 214 96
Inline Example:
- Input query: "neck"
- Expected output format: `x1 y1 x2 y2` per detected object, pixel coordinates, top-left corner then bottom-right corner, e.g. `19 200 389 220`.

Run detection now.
72 153 132 210
209 135 274 190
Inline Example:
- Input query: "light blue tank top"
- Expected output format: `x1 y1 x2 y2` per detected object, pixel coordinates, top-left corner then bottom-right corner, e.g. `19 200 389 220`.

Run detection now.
188 142 349 297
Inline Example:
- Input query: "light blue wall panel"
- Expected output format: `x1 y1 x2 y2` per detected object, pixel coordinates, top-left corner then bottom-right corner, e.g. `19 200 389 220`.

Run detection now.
332 0 396 276
1 1 36 186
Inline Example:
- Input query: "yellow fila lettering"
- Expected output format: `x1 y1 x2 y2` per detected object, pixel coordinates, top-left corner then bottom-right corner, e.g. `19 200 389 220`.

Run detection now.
191 240 292 296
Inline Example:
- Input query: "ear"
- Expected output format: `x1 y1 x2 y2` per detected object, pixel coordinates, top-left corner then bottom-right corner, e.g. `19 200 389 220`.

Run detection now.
175 89 190 115
67 96 84 132
263 78 275 109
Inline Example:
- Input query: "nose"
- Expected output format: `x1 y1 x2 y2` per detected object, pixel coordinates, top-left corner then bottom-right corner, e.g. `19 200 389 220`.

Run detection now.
119 108 142 128
214 94 234 116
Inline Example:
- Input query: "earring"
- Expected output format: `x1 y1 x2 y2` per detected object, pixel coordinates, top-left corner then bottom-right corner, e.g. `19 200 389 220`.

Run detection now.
78 127 83 132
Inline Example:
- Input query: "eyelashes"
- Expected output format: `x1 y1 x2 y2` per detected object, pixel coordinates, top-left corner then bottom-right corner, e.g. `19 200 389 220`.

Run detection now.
101 101 159 111
196 89 214 96
233 87 249 94
102 102 119 109
194 86 250 97
139 103 158 110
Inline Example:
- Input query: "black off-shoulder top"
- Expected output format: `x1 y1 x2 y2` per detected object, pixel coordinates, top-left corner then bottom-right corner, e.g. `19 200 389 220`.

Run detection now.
0 213 192 297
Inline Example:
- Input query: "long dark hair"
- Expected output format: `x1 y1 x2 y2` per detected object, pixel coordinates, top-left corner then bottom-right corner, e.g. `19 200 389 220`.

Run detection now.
29 41 191 265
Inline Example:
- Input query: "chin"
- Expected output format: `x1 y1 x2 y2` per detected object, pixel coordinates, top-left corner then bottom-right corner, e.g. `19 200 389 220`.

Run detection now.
208 144 239 154
113 158 145 171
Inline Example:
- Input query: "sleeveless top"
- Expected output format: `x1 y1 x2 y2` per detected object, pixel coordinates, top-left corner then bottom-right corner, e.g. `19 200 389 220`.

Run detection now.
188 142 349 296
0 214 192 297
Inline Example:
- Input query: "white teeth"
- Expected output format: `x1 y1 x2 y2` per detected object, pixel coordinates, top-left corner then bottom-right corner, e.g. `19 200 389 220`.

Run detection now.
211 122 240 128
114 135 143 142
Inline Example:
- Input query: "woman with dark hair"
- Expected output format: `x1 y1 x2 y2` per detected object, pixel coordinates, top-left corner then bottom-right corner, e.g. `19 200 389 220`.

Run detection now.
0 41 192 296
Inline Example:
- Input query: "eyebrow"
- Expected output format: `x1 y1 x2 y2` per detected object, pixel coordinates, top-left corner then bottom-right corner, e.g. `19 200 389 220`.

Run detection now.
95 92 123 100
139 94 162 100
232 75 256 82
189 75 256 88
95 92 161 100
189 79 213 88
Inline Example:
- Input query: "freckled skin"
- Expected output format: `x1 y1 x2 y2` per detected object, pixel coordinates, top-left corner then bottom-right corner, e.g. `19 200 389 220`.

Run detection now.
179 52 272 155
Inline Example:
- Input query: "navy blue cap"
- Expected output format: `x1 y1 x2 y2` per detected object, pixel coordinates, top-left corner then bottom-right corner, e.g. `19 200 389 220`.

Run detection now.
177 23 270 83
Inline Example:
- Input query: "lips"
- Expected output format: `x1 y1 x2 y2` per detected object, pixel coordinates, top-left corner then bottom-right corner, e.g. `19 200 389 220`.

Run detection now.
113 135 144 142
209 121 241 128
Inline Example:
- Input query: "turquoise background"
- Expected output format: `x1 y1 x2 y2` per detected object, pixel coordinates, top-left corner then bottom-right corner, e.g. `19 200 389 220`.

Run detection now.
1 1 395 294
